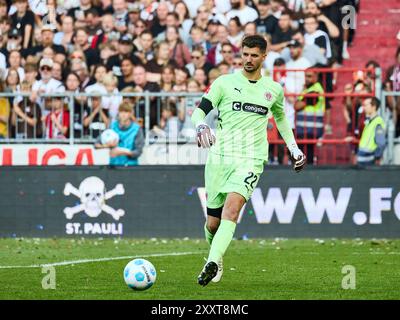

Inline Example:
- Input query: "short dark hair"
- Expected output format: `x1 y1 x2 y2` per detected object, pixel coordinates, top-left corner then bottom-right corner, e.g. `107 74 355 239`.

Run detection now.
369 97 381 110
241 34 267 52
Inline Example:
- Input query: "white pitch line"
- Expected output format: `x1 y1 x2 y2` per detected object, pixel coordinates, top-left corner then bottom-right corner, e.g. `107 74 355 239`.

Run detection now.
0 251 201 269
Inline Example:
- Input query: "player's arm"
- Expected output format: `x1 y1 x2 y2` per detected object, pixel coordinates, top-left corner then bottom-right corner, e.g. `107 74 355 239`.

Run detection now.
271 88 306 172
191 78 223 148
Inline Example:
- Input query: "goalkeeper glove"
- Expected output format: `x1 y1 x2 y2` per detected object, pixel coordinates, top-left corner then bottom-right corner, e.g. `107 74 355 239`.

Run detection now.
288 146 306 172
196 123 216 148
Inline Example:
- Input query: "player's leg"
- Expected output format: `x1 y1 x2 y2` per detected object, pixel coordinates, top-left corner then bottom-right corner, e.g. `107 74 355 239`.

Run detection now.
204 209 222 245
198 193 245 286
198 158 264 286
204 210 224 283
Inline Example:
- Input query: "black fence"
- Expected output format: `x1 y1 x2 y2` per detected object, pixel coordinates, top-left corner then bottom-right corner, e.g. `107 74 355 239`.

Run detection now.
0 166 399 238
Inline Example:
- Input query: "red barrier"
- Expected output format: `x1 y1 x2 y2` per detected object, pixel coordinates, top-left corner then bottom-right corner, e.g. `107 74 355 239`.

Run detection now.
269 67 377 165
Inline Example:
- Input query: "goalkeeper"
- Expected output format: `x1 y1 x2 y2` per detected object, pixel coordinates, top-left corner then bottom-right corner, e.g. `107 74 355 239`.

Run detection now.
191 35 306 287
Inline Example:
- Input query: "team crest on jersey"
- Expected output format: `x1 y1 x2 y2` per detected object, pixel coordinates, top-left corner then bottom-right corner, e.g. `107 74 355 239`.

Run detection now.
264 91 273 101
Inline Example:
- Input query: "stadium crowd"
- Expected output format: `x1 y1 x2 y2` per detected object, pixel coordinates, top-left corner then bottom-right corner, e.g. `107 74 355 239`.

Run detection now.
1 0 397 166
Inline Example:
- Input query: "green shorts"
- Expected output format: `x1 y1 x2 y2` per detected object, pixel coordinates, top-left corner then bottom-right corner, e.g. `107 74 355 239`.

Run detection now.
205 152 264 209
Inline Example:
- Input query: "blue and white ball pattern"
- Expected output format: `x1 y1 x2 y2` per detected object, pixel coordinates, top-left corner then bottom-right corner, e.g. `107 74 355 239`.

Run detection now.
123 259 157 291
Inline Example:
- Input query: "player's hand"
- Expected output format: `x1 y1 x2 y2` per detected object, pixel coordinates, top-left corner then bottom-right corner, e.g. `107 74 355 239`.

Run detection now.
289 147 306 172
196 124 216 148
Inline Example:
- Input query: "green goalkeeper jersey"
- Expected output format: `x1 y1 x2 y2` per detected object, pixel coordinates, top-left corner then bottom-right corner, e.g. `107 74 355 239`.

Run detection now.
202 71 291 161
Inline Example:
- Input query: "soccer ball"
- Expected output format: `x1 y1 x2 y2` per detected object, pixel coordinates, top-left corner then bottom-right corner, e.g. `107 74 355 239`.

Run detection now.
123 258 157 291
100 129 119 145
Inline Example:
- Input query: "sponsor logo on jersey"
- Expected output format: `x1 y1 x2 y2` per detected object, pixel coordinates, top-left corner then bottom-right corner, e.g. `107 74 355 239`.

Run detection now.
232 102 269 115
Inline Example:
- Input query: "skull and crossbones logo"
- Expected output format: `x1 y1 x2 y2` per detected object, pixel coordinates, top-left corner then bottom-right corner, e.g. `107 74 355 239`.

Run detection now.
63 176 125 220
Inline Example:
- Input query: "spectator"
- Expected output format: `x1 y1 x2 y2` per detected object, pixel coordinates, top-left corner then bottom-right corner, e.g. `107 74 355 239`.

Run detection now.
106 34 140 76
90 13 115 49
303 14 332 60
343 72 372 138
64 71 86 138
294 68 325 164
126 3 141 34
226 0 258 26
280 30 327 66
0 79 10 138
11 80 42 139
255 0 278 36
44 87 69 139
51 61 63 82
304 1 340 39
232 54 243 71
2 28 23 61
150 1 169 38
386 47 400 135
11 0 35 49
134 29 155 65
98 42 118 70
188 25 210 53
6 50 24 81
208 67 221 85
243 21 258 36
67 0 100 28
85 64 108 94
26 24 66 60
83 94 109 138
73 27 100 71
173 67 190 92
194 5 211 31
156 12 188 44
165 26 191 68
193 68 208 91
146 41 178 83
284 40 312 96
85 7 102 39
70 58 91 89
207 25 238 66
270 10 294 52
174 1 193 38
356 97 386 165
132 64 161 129
227 16 243 48
31 58 65 116
5 68 21 106
185 46 213 77
118 57 136 91
23 63 37 85
152 99 181 140
160 64 175 92
112 0 128 34
101 72 122 121
96 102 144 166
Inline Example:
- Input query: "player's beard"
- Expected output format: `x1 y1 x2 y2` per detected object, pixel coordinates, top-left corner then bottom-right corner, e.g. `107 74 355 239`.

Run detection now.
244 62 260 74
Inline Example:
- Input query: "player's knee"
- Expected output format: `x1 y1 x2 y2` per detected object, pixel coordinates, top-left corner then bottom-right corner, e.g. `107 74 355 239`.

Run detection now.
222 206 240 222
206 220 220 234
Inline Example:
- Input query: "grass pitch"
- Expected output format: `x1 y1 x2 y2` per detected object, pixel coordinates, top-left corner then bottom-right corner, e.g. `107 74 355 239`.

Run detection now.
0 238 399 300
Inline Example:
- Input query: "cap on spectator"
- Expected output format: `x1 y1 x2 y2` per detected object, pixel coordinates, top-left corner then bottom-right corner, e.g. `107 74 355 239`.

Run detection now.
287 39 302 48
128 3 140 13
208 18 222 26
40 57 54 69
119 33 133 43
8 28 21 38
41 24 56 33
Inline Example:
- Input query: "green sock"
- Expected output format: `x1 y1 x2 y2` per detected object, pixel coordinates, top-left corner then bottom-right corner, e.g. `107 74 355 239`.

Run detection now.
208 219 236 263
204 223 214 246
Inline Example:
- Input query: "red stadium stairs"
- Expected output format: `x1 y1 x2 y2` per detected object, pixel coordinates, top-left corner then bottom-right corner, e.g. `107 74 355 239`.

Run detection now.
318 0 400 165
